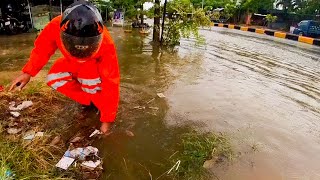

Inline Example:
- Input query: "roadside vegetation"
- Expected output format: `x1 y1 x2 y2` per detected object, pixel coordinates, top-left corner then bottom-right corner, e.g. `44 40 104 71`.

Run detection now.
0 80 79 179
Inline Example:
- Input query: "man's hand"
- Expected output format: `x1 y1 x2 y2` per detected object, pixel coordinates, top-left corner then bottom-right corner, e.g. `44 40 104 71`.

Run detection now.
100 122 113 135
9 73 31 91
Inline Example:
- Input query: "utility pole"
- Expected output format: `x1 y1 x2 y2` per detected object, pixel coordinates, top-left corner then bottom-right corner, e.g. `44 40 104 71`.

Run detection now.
60 0 63 15
202 0 204 9
26 0 34 29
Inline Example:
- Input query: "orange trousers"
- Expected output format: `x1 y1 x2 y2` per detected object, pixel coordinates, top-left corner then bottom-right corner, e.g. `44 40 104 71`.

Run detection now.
46 57 102 105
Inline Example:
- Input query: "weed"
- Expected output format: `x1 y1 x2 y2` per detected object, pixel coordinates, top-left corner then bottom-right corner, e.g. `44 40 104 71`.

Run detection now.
169 131 233 180
0 83 78 179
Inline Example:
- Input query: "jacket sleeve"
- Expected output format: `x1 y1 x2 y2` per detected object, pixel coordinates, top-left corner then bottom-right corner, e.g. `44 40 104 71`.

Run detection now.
93 42 120 123
22 18 59 77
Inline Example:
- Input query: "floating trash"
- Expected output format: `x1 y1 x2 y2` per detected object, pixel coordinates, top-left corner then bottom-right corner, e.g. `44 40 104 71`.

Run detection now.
56 146 101 170
157 93 166 98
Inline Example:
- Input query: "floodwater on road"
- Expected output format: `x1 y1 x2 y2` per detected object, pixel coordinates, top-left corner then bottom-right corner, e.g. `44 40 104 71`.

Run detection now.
1 26 320 180
166 27 320 180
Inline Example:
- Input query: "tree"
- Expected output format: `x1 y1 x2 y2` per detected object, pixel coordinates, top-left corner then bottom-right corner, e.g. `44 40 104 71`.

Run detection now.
240 0 274 13
223 3 237 22
275 0 304 13
266 14 277 27
162 0 210 46
153 0 161 43
299 0 320 15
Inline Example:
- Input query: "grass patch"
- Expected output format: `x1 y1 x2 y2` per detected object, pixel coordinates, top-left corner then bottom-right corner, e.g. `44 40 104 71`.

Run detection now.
0 82 80 179
169 131 233 180
0 131 74 180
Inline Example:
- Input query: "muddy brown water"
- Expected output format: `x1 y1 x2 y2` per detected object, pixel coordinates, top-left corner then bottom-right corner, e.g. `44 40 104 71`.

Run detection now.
1 26 320 180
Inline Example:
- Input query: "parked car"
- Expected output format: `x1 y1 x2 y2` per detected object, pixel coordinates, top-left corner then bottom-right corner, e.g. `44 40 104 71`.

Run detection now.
293 20 320 38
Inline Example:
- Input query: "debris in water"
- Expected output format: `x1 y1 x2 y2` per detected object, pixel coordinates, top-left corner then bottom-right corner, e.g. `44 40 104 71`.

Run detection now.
167 160 181 174
146 98 155 104
57 146 101 170
149 107 159 111
125 130 135 137
89 129 102 138
157 93 166 98
50 136 61 146
133 106 145 110
9 101 33 111
56 156 75 170
64 146 99 161
81 160 102 170
7 128 22 134
10 112 20 117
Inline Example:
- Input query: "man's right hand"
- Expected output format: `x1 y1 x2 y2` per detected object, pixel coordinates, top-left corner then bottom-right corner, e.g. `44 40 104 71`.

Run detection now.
9 73 31 91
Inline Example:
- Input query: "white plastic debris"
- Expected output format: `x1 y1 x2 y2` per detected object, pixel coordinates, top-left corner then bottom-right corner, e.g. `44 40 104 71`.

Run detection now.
9 101 33 111
133 106 145 110
64 146 99 161
125 130 135 137
149 107 159 110
10 112 20 117
56 156 75 170
157 93 166 98
7 128 22 134
81 160 101 170
23 131 44 140
35 132 44 137
23 130 35 140
57 146 100 170
89 129 102 138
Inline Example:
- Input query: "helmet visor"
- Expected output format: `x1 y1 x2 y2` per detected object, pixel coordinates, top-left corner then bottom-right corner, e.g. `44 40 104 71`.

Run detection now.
61 32 102 59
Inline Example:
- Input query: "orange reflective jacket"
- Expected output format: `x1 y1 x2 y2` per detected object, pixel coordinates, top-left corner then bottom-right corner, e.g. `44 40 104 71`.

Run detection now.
22 16 120 123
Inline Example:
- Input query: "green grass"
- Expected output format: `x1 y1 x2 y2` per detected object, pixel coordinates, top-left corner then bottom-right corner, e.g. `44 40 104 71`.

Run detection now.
0 84 78 180
169 131 233 180
0 132 74 180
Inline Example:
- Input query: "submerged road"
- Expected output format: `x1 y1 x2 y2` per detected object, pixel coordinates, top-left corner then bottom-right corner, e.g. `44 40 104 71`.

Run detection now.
165 27 320 179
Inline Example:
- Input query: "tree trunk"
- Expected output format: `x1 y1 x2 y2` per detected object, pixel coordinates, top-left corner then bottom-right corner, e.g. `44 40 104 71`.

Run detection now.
140 4 144 24
160 0 168 44
49 0 52 20
153 0 161 42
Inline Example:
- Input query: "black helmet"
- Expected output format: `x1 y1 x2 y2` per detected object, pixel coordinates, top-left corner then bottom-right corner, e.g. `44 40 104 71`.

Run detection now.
60 0 103 59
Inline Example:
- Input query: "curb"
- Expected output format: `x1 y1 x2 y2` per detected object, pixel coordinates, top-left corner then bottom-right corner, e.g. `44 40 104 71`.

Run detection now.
211 23 320 47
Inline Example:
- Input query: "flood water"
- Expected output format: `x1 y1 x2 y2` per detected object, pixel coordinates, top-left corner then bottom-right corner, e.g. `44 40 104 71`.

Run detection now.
1 26 320 180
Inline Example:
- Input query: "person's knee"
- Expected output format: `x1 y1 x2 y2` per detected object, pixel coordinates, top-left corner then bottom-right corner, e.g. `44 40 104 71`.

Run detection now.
46 72 72 90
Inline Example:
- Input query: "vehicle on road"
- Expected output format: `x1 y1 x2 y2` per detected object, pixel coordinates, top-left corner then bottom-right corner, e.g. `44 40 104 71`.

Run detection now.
0 2 31 35
293 20 320 38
